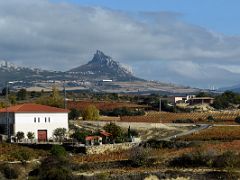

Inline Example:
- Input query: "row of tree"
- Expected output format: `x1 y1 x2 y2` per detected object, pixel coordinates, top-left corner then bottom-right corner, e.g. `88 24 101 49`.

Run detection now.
15 128 67 142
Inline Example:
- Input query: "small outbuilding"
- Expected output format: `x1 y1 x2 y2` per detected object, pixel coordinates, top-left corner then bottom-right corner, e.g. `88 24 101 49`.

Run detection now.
85 136 102 146
99 131 112 144
0 103 69 142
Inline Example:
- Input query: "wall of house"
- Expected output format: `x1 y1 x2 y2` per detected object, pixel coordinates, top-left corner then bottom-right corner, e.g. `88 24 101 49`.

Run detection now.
14 113 68 140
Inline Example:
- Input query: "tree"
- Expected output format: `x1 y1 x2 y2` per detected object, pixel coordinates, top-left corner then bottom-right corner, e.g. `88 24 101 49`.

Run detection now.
53 128 67 142
212 91 240 110
1 87 10 96
16 89 27 100
71 129 91 143
8 94 16 105
82 105 100 120
128 126 131 139
27 132 35 142
36 86 64 108
68 108 80 120
103 122 123 142
16 131 24 142
129 147 150 167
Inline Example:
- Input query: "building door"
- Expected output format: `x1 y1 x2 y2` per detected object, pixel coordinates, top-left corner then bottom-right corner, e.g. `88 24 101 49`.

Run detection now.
38 130 47 142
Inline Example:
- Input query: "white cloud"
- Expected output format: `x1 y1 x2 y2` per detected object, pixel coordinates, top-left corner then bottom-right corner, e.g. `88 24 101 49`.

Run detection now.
0 0 240 88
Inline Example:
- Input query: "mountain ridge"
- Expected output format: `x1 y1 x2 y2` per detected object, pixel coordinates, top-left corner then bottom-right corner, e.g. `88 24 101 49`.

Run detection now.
0 50 141 85
0 51 200 94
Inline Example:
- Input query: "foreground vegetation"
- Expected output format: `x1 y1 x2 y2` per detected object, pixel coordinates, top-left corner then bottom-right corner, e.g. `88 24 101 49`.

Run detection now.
1 126 240 179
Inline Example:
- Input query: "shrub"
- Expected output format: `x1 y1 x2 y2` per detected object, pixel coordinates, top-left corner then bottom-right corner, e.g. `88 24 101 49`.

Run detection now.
10 149 31 162
50 145 67 158
212 151 240 169
2 164 20 179
129 147 150 167
96 172 110 180
101 107 145 117
172 119 194 123
41 167 72 180
169 151 215 168
39 156 72 180
144 139 192 149
207 115 215 122
235 116 240 123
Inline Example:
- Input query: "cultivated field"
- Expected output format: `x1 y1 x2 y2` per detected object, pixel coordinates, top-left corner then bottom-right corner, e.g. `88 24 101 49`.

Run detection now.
68 100 147 111
178 126 240 141
120 111 240 124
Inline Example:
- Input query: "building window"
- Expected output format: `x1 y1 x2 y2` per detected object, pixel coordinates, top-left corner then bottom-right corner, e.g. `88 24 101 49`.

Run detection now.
38 117 40 123
48 117 50 123
45 117 47 123
34 117 36 123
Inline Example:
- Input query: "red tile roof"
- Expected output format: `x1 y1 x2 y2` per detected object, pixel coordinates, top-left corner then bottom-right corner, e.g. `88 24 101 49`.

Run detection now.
0 103 69 113
100 131 112 137
85 136 101 141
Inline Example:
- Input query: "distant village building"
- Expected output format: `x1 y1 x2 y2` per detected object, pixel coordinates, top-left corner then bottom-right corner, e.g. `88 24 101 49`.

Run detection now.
0 103 69 142
188 97 214 105
164 95 196 105
164 95 215 106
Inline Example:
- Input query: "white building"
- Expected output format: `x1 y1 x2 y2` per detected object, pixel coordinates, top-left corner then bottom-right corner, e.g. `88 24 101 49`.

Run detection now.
0 103 69 142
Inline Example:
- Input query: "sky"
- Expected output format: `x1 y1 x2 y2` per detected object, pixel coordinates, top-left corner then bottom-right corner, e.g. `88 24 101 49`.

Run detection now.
0 0 240 88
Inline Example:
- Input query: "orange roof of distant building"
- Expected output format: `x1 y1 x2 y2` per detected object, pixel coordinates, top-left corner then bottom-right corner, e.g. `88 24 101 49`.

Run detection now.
0 103 69 113
100 131 112 137
85 136 101 141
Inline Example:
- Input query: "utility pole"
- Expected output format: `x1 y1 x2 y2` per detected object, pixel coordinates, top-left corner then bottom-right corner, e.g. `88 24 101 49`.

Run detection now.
5 82 10 142
159 97 161 112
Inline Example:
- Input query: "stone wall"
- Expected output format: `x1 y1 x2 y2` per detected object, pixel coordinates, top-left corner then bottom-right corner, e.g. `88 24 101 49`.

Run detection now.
85 142 138 154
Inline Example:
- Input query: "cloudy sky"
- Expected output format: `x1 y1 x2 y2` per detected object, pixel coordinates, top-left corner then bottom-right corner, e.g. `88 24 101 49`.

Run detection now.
0 0 240 88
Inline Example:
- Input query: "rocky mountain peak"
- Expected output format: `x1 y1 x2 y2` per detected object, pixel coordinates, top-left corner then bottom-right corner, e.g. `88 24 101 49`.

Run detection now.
68 50 138 81
90 50 114 65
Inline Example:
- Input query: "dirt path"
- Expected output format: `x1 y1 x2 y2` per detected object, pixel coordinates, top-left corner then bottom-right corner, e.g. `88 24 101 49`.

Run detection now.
161 124 212 141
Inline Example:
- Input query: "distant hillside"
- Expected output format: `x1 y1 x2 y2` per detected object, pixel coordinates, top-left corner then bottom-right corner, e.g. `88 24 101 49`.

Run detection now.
219 84 240 93
68 50 141 81
0 60 66 86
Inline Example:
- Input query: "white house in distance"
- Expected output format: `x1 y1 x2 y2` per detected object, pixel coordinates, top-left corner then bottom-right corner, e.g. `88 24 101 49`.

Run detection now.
0 103 69 142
